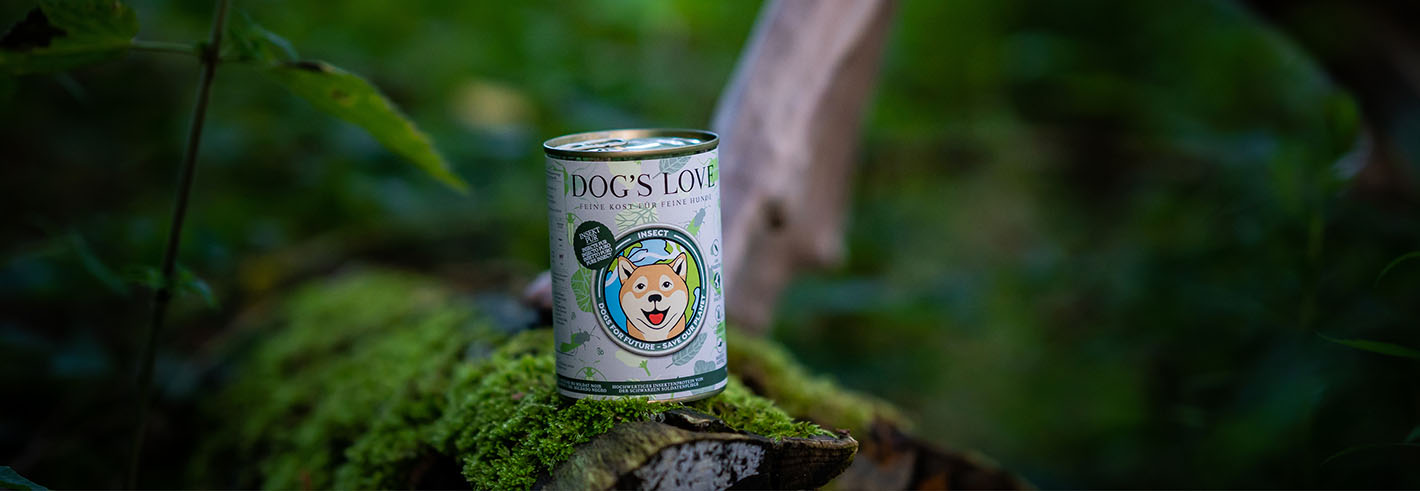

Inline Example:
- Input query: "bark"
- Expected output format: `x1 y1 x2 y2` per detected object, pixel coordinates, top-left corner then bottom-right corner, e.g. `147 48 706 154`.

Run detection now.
712 0 895 330
540 410 858 490
833 420 1027 490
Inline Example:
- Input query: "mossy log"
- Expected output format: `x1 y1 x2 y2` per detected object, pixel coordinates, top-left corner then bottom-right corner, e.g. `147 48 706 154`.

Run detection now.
543 410 855 490
192 269 858 490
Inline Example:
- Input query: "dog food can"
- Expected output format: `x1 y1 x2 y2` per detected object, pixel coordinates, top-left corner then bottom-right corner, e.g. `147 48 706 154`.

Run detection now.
543 128 726 402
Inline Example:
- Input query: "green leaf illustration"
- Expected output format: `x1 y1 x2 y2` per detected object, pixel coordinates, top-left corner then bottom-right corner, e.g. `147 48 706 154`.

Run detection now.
0 0 139 75
614 203 657 231
707 157 719 185
667 330 706 367
638 359 650 377
659 155 691 174
608 160 640 177
570 267 595 312
694 360 716 375
266 60 468 192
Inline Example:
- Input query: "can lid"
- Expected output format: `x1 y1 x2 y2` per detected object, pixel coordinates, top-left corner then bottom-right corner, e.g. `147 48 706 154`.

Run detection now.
544 128 718 161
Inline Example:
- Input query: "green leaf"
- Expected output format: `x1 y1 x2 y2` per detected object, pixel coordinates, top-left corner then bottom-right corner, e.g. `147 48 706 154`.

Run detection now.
0 0 139 75
1317 332 1420 361
265 60 468 192
570 267 594 313
667 329 706 367
223 12 296 65
124 265 218 308
614 203 657 231
177 266 217 308
124 265 163 289
0 466 47 490
1375 250 1420 286
658 155 691 174
694 359 715 374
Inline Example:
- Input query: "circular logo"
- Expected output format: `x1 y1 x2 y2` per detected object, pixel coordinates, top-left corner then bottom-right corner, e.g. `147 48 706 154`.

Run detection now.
593 225 707 356
572 221 616 270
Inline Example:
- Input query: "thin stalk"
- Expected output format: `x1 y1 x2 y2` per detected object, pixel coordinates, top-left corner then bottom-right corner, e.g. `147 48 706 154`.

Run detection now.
125 0 231 488
129 39 199 56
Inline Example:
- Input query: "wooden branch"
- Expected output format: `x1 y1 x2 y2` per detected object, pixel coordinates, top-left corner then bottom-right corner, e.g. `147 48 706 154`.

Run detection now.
712 0 896 329
540 410 857 490
522 0 896 329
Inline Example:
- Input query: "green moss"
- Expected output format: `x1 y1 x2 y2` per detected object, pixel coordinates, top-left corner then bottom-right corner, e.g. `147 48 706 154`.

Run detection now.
430 329 827 490
685 375 828 440
192 270 500 489
728 327 906 435
194 270 846 490
431 332 665 489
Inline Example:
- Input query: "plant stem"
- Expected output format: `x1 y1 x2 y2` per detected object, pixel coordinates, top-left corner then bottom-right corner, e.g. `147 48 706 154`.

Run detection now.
125 0 231 488
129 39 199 56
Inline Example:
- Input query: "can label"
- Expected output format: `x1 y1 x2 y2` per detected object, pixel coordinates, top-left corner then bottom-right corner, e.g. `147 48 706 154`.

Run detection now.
545 150 727 400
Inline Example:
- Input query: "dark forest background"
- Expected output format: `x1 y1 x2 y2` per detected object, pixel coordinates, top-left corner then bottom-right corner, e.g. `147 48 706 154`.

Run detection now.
2 0 1418 488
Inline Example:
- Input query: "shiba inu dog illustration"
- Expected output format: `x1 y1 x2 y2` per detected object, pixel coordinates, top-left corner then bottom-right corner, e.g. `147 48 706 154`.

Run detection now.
615 253 690 342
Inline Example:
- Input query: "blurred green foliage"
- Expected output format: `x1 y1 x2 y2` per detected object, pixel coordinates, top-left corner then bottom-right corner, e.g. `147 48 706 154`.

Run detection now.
1 0 1417 488
776 0 1420 488
0 0 138 75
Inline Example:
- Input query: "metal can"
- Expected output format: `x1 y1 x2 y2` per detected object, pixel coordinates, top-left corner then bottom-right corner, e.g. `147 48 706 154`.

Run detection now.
543 129 726 401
